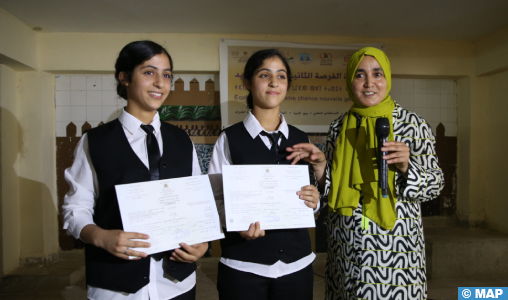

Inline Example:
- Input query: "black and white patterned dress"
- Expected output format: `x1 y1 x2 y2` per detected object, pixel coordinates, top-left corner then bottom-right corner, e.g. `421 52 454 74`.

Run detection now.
322 102 444 300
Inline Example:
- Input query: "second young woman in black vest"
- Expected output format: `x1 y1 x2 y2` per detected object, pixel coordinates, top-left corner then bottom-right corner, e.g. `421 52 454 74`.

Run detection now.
208 49 325 300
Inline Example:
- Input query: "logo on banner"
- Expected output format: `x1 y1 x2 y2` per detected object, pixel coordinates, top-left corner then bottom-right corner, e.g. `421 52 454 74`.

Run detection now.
283 51 295 64
320 52 333 66
299 53 312 65
237 51 251 63
231 50 251 62
319 53 332 59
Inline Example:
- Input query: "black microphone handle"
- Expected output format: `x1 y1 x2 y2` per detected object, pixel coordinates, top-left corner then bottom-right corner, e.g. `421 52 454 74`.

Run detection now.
378 135 389 196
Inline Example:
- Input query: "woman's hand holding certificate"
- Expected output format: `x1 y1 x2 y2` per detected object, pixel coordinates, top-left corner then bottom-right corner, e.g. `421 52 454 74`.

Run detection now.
80 225 151 260
239 221 266 240
298 185 320 209
170 242 209 263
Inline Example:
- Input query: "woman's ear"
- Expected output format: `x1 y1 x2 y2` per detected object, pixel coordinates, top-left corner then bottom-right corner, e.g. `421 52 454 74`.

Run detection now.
119 72 129 86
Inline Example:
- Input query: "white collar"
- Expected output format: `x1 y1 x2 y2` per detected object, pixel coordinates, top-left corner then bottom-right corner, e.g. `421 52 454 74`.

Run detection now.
242 111 289 139
119 108 161 135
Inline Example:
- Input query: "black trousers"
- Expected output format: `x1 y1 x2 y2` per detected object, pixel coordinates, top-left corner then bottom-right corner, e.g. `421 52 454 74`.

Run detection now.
171 285 196 300
217 262 314 300
89 285 196 300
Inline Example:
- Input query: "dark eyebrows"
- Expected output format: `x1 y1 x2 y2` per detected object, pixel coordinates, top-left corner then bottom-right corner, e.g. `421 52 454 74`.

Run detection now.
255 68 287 74
355 68 383 74
141 65 172 72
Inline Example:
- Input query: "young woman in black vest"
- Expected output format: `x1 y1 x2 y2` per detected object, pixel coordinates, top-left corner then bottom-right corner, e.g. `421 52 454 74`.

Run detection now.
208 49 325 300
62 40 208 300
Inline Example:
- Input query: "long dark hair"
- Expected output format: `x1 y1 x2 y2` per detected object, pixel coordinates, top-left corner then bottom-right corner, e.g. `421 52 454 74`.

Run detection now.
243 49 292 109
114 40 173 100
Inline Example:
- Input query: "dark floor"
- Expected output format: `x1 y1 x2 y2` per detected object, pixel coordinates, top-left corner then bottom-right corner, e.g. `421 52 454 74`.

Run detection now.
0 254 325 300
1 253 505 299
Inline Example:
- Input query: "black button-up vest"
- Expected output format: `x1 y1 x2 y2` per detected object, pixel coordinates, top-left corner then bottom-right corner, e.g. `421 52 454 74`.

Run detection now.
221 122 312 264
85 119 196 293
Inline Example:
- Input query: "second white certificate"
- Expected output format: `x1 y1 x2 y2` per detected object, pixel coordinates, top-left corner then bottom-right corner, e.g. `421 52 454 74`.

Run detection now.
223 165 316 231
115 175 224 255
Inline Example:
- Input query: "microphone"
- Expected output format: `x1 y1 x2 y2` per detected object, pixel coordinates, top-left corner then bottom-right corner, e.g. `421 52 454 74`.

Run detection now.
375 118 390 198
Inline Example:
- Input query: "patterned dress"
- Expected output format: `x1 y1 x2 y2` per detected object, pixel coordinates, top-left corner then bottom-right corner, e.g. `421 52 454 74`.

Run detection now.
322 103 444 300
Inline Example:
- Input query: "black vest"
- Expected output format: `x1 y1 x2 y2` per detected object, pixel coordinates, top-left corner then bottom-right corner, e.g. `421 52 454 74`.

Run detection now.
221 122 312 264
85 119 196 294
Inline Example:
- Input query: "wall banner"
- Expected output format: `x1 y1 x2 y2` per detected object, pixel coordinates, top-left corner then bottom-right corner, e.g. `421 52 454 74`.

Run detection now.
219 39 384 132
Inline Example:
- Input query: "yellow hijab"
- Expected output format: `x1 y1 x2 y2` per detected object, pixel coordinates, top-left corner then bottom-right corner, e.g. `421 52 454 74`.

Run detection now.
328 47 397 230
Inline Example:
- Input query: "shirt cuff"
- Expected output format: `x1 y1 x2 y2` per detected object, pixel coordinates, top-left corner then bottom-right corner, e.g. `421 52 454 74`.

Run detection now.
313 201 321 214
64 213 96 241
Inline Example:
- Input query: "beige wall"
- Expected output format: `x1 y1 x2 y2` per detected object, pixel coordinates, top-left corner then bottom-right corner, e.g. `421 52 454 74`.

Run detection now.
38 32 475 76
475 25 508 76
484 70 508 232
0 67 58 274
470 25 508 232
456 77 471 224
0 64 21 275
0 10 58 274
17 71 58 263
0 8 38 70
467 76 490 226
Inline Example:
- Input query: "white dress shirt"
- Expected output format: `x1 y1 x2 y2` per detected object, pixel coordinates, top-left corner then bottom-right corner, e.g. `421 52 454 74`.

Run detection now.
62 109 201 300
208 111 317 279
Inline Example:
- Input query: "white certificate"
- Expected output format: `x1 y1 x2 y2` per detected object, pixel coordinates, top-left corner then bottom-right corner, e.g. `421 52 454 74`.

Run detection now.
115 175 224 255
223 165 316 231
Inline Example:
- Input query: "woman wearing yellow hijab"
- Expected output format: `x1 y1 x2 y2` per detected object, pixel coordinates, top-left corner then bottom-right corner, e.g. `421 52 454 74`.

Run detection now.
287 47 444 300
